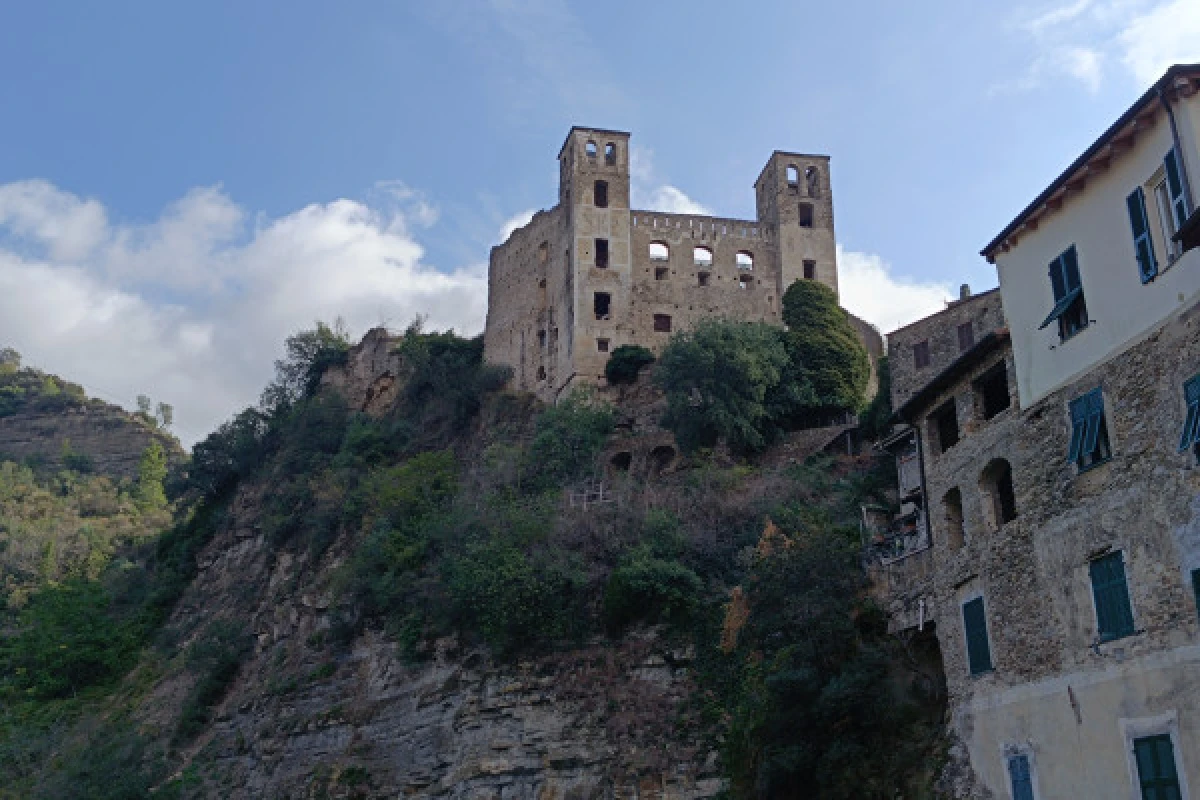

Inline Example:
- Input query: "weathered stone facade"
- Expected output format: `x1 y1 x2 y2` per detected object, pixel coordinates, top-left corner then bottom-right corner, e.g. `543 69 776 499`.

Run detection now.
483 127 880 401
876 293 1200 798
888 286 1005 412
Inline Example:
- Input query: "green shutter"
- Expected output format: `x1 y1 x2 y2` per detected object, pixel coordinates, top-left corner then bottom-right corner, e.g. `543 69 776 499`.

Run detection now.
962 597 993 674
1068 394 1089 464
1127 187 1159 282
1049 254 1067 301
1040 246 1086 330
1008 755 1034 800
1165 149 1190 231
1062 245 1081 291
1082 389 1105 457
1090 552 1135 641
1191 568 1200 624
1134 734 1181 800
1180 375 1200 452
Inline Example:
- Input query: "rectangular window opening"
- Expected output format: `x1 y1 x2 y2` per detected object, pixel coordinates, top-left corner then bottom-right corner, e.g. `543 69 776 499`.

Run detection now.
594 180 609 208
975 363 1011 420
957 322 975 351
803 259 817 280
739 274 753 289
1191 568 1200 624
593 292 611 321
653 314 672 333
1090 551 1135 642
597 338 610 353
697 272 710 287
655 267 669 281
798 203 814 228
1068 388 1111 470
595 238 609 268
913 340 931 370
962 596 993 675
930 400 959 453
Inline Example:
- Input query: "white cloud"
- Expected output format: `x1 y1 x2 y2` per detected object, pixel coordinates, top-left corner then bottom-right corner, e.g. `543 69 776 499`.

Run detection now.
836 246 955 335
1119 0 1200 84
0 181 487 446
498 209 537 242
1003 0 1200 92
628 145 711 215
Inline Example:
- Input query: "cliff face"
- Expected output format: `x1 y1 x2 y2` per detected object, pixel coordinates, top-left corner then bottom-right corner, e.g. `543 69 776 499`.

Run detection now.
0 403 179 479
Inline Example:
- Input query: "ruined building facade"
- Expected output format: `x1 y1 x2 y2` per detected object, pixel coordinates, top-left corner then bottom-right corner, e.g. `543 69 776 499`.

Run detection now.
483 127 856 400
874 64 1200 800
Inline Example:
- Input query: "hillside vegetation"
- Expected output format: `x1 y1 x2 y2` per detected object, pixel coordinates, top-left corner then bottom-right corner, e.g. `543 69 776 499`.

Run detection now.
0 299 943 799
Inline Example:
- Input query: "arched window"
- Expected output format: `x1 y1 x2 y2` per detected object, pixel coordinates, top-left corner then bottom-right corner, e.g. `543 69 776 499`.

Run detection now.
586 140 597 160
736 251 754 270
604 142 616 165
942 488 965 550
805 166 819 197
980 459 1017 527
693 246 713 268
786 165 799 187
649 241 669 262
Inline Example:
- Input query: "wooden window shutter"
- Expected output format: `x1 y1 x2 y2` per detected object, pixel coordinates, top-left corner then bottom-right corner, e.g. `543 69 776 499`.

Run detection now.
1090 552 1135 641
1127 187 1159 282
1007 755 1035 800
962 597 993 675
1133 734 1181 798
1179 375 1200 452
1164 149 1190 231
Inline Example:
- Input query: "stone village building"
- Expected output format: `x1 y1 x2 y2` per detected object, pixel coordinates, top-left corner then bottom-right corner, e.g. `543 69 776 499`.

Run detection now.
874 63 1200 799
482 127 881 401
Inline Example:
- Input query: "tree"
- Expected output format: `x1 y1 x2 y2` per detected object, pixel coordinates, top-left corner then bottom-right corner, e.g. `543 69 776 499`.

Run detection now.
780 280 870 417
654 319 794 454
136 394 152 416
0 347 20 373
604 345 655 385
261 319 352 414
135 442 168 510
155 402 174 430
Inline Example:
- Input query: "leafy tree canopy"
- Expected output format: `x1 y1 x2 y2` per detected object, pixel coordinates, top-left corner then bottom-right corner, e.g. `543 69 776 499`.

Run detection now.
604 344 656 385
780 280 870 414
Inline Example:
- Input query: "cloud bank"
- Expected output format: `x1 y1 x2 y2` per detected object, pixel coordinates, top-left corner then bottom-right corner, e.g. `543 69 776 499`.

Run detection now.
0 181 486 445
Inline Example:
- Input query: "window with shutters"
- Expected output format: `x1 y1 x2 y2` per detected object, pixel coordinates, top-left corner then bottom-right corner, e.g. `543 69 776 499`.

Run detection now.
1068 387 1111 471
1133 734 1182 800
1039 245 1088 341
1090 551 1135 642
957 321 974 351
1127 186 1160 282
1007 754 1035 800
1164 148 1191 237
1178 374 1200 460
962 596 993 675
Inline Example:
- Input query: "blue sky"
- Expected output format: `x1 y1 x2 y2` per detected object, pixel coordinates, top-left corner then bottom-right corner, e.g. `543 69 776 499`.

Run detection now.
0 0 1197 443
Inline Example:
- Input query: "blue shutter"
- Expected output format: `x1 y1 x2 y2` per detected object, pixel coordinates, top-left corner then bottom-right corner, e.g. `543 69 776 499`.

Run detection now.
1061 245 1081 291
1165 149 1190 231
1179 376 1200 452
1082 389 1105 457
1127 187 1159 282
1008 754 1035 800
962 597 993 674
1090 552 1135 641
1134 734 1181 800
1068 394 1089 464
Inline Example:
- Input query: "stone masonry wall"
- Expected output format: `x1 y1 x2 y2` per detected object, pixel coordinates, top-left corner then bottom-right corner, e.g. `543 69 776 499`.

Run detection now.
888 288 1005 411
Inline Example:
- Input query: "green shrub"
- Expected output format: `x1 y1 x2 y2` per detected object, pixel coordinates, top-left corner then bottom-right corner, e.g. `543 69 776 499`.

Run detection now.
524 392 614 490
655 320 794 454
175 620 252 743
780 280 870 416
603 549 702 630
604 345 655 385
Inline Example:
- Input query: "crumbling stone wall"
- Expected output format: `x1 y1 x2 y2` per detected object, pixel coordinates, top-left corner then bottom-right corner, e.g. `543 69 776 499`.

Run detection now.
484 129 877 403
888 287 1005 411
876 297 1200 798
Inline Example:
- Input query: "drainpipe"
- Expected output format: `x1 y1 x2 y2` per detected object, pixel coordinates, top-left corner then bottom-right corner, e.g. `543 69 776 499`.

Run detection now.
1158 85 1195 214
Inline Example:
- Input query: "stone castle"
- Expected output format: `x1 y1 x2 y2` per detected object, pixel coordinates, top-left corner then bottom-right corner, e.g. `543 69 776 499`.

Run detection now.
483 126 877 400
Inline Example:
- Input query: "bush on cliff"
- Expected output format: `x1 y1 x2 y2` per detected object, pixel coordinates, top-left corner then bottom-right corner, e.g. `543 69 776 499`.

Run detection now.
604 344 656 385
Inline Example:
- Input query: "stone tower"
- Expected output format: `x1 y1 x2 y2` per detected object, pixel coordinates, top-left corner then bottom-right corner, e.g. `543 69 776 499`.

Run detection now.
754 152 839 299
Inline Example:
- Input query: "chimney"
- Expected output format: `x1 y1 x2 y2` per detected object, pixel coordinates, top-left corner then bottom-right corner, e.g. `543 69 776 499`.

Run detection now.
959 284 971 301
